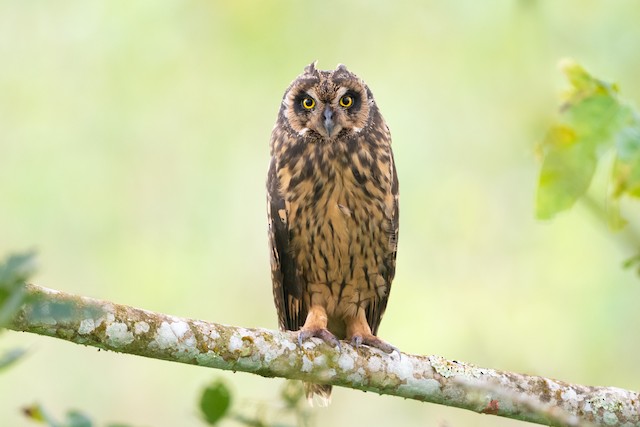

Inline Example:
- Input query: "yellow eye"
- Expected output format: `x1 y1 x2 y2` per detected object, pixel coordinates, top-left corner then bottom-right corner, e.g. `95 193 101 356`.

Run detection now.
302 97 315 109
339 95 353 108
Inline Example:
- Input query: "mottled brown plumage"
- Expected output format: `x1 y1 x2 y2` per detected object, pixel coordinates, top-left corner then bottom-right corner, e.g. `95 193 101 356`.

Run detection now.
267 62 399 404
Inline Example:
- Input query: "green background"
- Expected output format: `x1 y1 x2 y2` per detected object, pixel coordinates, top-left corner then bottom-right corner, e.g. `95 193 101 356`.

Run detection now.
2 1 640 426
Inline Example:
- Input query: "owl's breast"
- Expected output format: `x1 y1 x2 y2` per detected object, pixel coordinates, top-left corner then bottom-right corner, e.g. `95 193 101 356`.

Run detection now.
282 147 392 316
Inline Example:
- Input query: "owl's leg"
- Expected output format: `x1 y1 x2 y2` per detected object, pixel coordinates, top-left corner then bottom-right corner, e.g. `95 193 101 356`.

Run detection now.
298 305 341 349
345 311 398 354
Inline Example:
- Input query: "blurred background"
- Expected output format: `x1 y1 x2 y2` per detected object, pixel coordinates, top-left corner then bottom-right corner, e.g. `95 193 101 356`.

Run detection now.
2 1 640 426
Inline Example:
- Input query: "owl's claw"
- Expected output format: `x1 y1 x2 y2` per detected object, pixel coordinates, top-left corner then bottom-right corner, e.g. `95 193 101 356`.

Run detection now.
351 335 363 348
297 328 341 351
350 334 398 354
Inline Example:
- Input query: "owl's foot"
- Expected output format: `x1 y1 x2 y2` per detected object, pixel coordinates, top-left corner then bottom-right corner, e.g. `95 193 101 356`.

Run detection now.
297 305 341 350
297 328 341 350
345 312 399 355
350 333 398 354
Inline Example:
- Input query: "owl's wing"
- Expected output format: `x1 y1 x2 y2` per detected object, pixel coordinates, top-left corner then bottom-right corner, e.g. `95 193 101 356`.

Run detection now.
267 157 306 332
367 146 399 336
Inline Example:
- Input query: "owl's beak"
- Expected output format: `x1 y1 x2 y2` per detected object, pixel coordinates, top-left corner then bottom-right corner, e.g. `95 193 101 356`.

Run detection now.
323 106 335 137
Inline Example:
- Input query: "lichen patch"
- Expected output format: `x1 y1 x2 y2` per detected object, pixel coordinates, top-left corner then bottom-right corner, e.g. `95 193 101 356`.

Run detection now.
134 321 150 335
228 334 243 352
560 387 579 405
254 335 286 364
78 319 95 334
398 371 441 399
155 321 179 349
368 355 383 372
313 354 328 368
603 411 619 426
301 355 313 372
337 353 355 371
170 321 189 339
106 322 134 347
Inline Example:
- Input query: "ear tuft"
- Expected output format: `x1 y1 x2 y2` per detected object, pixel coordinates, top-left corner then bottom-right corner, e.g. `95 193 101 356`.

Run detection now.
333 63 352 79
304 60 318 75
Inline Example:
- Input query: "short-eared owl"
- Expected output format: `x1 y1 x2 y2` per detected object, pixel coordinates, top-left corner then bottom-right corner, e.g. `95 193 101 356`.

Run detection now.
267 62 399 403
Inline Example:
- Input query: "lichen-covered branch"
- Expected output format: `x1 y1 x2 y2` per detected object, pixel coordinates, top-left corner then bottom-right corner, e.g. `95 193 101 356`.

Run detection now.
7 284 640 427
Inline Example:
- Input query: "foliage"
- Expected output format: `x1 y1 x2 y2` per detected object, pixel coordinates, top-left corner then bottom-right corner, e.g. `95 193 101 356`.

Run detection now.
536 59 640 224
0 347 28 373
20 376 314 427
0 251 102 372
2 250 314 427
0 251 37 327
198 380 315 427
22 404 133 427
200 380 232 425
0 252 131 427
0 251 37 371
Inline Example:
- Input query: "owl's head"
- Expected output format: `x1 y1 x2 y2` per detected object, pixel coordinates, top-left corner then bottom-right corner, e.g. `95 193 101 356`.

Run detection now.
279 62 375 140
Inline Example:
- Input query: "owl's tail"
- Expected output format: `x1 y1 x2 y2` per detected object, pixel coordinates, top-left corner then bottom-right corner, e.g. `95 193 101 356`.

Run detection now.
304 382 332 407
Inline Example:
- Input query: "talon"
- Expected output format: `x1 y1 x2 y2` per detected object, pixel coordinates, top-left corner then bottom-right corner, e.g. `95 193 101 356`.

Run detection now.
297 328 341 349
350 334 398 354
351 335 363 348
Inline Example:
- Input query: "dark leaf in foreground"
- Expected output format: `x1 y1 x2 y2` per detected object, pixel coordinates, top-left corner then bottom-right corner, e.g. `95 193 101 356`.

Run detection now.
199 380 232 425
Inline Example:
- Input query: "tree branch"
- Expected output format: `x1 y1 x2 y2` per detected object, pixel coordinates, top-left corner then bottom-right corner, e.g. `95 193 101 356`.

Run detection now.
6 284 639 427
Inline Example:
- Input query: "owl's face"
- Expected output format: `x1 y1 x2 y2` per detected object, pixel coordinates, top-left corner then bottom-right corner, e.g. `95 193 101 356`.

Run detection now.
280 62 373 140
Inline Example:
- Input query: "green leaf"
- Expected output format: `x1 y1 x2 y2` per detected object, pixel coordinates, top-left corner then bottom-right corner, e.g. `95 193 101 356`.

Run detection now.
280 381 304 409
199 380 232 425
535 59 640 219
22 404 60 427
536 124 598 219
0 347 27 372
63 410 93 427
0 251 37 327
612 108 640 198
0 251 37 287
623 253 640 278
0 284 27 326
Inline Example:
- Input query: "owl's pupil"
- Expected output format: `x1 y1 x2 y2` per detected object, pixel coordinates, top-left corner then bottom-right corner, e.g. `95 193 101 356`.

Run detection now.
302 97 315 109
340 95 353 108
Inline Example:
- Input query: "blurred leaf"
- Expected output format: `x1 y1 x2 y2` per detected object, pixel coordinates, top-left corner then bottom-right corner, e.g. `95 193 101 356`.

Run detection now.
0 251 37 326
22 404 59 426
0 284 27 327
199 380 232 425
280 381 304 409
536 124 598 219
536 59 640 220
63 410 93 427
0 347 27 372
22 404 129 427
0 251 37 286
23 405 46 423
229 413 267 427
279 381 315 427
612 109 640 198
623 253 640 271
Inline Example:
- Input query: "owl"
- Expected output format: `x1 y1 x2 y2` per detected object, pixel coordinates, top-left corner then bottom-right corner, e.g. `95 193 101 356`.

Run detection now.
267 62 399 404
